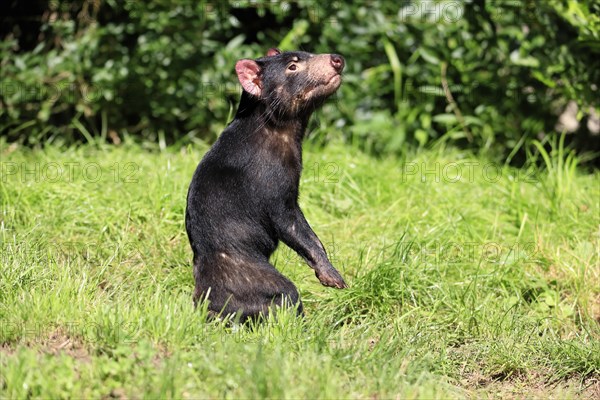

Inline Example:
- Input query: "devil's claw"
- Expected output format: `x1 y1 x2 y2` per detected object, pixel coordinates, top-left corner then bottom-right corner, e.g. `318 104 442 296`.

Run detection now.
316 268 348 289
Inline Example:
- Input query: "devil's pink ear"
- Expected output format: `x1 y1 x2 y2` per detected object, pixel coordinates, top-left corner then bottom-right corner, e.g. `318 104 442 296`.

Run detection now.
235 59 262 97
266 48 281 57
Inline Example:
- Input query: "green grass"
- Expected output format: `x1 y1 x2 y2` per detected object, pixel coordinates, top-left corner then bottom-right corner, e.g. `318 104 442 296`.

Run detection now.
1 137 599 399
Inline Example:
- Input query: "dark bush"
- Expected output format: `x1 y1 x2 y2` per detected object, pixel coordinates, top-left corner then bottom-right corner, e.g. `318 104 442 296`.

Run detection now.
1 0 599 162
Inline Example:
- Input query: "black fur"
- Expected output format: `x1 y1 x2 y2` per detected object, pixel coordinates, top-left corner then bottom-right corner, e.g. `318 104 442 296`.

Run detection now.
185 50 347 321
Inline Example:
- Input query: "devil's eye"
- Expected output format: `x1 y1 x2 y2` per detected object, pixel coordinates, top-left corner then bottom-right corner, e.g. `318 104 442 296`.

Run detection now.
288 64 297 71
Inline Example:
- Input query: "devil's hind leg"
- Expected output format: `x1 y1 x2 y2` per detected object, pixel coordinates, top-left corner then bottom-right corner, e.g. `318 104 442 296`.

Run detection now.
193 255 302 320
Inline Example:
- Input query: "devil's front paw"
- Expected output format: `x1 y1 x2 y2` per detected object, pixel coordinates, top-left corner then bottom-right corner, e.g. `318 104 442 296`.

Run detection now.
316 267 348 289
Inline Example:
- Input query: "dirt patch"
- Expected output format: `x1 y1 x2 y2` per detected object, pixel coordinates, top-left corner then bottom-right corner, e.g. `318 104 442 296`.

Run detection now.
1 328 91 363
0 343 16 356
39 329 91 362
150 342 172 368
462 370 600 399
102 387 128 399
583 378 600 399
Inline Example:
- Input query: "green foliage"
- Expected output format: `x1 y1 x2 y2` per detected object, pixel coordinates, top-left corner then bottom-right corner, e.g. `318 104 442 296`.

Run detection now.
1 1 599 160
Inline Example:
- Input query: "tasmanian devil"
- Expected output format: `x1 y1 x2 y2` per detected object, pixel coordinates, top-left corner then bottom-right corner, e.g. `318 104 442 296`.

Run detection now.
185 48 347 321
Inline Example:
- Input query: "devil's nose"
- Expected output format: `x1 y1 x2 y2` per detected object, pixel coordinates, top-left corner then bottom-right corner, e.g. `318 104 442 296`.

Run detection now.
330 54 345 73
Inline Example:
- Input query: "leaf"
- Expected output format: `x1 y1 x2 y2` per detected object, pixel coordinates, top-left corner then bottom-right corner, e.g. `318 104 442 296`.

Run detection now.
419 48 440 65
532 71 557 88
225 34 245 51
509 50 540 67
463 116 484 126
418 86 445 97
382 37 403 110
432 114 458 124
278 20 309 51
415 129 428 146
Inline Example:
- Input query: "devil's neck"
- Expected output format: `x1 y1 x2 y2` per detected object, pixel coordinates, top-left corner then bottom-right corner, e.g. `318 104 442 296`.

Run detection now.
235 92 311 141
